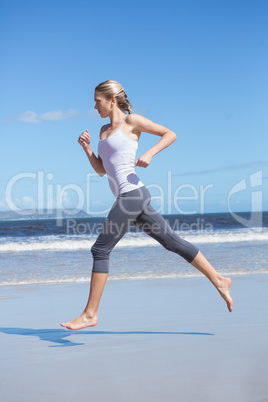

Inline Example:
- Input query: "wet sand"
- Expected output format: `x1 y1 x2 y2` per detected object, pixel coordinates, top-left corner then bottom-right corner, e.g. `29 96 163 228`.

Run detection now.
1 275 268 401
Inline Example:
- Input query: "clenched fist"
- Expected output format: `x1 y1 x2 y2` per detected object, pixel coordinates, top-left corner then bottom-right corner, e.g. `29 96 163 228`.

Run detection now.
135 152 153 168
78 130 91 151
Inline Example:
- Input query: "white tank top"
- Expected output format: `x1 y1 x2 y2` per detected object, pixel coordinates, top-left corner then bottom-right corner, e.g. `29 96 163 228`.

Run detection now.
98 115 144 197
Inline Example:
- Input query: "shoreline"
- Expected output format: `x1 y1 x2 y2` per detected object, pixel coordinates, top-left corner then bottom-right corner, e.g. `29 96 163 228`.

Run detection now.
1 271 268 288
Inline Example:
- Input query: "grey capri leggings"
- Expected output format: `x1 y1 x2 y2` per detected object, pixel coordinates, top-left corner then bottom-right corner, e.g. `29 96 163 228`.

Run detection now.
91 186 199 273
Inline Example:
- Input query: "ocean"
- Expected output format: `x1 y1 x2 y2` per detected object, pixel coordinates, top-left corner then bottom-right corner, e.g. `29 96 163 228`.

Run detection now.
0 212 267 286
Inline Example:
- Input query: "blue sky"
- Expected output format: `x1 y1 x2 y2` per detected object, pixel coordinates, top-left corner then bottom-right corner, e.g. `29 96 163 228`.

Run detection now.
1 0 267 216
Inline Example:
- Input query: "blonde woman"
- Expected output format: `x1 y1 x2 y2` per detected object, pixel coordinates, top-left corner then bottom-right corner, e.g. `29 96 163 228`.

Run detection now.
61 80 233 330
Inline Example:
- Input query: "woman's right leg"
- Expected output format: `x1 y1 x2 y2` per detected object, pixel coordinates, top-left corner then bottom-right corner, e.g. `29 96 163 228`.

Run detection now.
61 187 151 330
61 198 130 330
61 272 108 330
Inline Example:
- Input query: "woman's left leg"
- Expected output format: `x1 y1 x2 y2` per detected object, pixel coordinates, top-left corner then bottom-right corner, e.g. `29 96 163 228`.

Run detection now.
133 204 233 312
190 251 233 311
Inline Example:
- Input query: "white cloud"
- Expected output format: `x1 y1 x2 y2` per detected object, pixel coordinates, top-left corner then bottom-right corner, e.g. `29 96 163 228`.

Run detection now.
1 196 36 211
17 111 39 123
14 196 36 209
17 109 78 123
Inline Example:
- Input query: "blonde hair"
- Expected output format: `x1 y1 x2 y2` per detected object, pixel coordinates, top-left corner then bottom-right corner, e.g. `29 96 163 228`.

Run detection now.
95 80 132 114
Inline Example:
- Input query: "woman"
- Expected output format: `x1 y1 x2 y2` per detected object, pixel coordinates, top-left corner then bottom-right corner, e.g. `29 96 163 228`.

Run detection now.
61 80 233 330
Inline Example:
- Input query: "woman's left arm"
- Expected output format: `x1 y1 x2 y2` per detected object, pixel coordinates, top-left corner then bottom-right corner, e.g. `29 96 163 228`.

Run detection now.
128 114 177 168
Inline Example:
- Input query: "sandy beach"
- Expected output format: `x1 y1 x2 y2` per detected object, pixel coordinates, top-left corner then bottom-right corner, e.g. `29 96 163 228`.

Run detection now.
1 275 268 402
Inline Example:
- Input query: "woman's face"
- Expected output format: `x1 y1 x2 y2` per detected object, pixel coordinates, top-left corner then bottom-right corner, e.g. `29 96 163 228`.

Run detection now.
94 91 112 118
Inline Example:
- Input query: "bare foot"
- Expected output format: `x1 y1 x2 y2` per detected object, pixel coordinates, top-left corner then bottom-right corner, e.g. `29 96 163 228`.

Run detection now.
217 277 233 312
61 312 98 330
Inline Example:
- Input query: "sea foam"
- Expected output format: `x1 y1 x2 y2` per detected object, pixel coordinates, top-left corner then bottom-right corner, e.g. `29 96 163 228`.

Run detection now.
0 228 267 253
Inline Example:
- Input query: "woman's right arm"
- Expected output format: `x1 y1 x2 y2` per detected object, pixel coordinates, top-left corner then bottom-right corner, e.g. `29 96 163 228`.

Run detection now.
78 129 106 177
